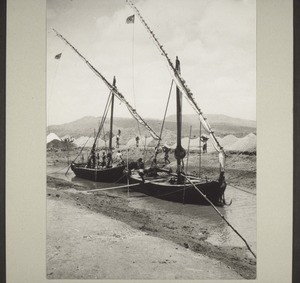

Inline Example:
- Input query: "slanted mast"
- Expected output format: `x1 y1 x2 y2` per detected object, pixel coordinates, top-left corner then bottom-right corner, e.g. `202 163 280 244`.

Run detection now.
109 77 116 150
52 29 160 141
126 0 226 170
174 57 186 183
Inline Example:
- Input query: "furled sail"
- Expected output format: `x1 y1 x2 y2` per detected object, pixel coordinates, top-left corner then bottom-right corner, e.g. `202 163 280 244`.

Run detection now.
52 29 160 141
126 0 226 170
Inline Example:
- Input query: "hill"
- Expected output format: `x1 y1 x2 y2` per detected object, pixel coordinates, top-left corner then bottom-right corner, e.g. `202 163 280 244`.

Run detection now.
47 114 256 144
166 114 256 137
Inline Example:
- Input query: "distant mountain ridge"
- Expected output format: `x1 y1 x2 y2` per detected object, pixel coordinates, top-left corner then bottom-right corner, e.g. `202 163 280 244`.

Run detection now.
47 114 256 141
166 114 256 128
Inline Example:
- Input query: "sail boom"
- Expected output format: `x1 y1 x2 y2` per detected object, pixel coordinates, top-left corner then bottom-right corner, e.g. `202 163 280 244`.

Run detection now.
126 0 226 168
52 28 160 141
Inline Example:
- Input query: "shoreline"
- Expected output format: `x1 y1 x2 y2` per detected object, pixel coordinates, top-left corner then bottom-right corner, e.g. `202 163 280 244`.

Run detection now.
47 195 244 279
47 175 256 279
47 148 257 190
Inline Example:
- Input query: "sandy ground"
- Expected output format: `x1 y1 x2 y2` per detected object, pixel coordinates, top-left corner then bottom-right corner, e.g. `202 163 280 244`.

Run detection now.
47 196 243 279
47 176 256 279
46 147 256 279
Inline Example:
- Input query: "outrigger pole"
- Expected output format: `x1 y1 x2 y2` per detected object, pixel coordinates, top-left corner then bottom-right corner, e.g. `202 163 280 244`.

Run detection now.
126 0 226 170
52 28 160 141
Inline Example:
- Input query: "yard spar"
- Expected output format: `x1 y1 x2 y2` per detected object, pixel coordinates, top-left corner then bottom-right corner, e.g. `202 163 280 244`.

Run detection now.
126 1 227 206
125 1 259 259
53 29 160 182
126 0 226 171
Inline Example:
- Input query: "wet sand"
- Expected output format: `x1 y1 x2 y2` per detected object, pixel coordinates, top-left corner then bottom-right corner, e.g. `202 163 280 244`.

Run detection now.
47 176 256 279
47 196 243 279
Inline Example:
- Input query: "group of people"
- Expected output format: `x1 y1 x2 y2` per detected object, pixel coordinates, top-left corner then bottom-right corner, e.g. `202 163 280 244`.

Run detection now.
115 129 121 148
85 134 209 171
134 137 209 182
134 145 172 182
86 149 124 169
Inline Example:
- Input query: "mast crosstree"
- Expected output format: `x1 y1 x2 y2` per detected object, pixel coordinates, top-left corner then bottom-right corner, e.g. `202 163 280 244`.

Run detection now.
126 0 226 170
52 29 160 141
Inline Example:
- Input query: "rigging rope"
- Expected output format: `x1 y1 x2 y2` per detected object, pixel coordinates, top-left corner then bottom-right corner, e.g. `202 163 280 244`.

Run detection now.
90 92 113 155
52 28 160 140
126 0 226 170
65 136 91 175
198 118 202 177
154 79 174 159
130 17 142 139
186 126 192 174
102 125 107 150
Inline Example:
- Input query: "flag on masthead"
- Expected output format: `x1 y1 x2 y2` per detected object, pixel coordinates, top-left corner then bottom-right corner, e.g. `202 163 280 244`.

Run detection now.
54 53 62 59
126 14 135 24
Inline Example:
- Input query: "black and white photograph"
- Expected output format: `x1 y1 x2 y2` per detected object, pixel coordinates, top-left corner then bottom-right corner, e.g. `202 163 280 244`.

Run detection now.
46 0 256 279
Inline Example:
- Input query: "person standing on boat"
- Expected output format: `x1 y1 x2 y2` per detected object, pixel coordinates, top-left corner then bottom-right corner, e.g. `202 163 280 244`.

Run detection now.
106 151 112 168
135 136 139 147
116 129 121 148
202 140 207 153
163 146 171 165
96 152 100 168
88 148 96 168
115 150 123 165
137 157 145 182
201 135 208 154
116 134 120 148
148 158 158 177
101 151 107 167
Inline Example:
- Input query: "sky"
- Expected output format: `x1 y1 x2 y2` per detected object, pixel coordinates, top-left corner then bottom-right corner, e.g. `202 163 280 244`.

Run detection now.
47 0 256 126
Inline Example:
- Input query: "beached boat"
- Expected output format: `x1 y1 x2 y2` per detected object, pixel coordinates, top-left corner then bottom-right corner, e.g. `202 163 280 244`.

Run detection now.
129 174 226 205
70 162 126 183
53 30 160 183
126 1 227 206
69 76 126 183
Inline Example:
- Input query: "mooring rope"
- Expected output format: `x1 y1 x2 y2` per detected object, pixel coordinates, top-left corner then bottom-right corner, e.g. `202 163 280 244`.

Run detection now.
227 184 256 196
65 136 91 175
48 163 70 175
184 176 256 259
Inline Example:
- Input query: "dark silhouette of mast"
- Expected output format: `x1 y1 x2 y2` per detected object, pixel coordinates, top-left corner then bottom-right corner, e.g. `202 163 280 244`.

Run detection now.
109 76 116 150
175 57 186 183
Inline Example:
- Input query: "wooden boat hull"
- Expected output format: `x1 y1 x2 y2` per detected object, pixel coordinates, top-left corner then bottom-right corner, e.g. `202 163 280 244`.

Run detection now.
129 174 226 206
71 163 126 183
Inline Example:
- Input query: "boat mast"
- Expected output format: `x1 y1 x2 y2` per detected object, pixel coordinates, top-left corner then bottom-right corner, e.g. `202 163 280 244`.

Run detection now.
52 29 160 141
109 76 116 150
176 58 182 153
175 57 186 183
126 0 226 171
